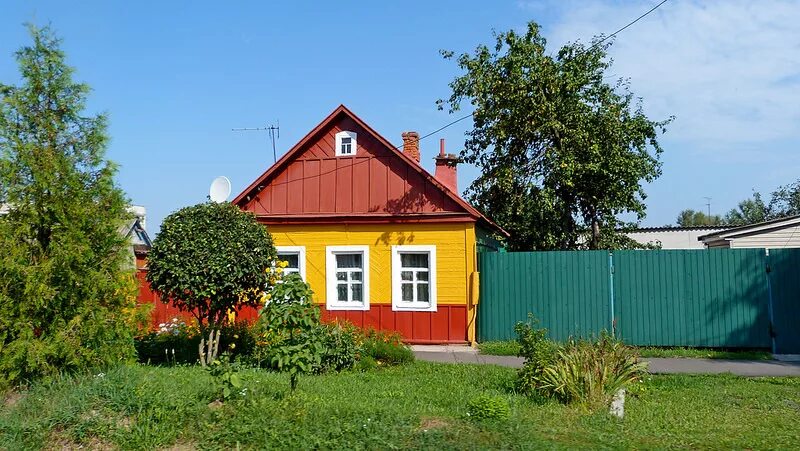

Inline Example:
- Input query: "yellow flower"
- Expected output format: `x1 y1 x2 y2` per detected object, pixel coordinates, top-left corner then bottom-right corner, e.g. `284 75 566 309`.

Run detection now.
230 343 236 350
279 260 289 268
276 267 283 274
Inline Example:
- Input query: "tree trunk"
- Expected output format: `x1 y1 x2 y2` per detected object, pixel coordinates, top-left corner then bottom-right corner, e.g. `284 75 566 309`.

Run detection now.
590 215 601 250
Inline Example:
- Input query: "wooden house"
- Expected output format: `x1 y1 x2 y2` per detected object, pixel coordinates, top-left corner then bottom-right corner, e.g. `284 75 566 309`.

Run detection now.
233 105 505 343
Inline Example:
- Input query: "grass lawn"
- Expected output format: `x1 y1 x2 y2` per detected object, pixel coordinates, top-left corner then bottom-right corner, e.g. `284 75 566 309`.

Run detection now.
2 362 799 450
478 340 773 360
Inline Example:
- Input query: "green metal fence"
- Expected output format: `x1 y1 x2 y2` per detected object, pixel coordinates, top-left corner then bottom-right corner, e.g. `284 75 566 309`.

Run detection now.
477 248 799 353
477 251 610 342
766 249 800 354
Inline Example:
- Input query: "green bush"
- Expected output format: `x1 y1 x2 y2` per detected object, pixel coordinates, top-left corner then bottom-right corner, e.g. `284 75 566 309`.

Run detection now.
466 394 511 421
361 329 414 366
256 274 324 391
134 319 255 365
537 334 647 409
316 321 361 373
146 202 277 329
514 316 559 397
205 353 244 401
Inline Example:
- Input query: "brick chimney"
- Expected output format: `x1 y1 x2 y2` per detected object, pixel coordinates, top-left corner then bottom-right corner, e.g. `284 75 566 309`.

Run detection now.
401 131 420 163
434 139 459 193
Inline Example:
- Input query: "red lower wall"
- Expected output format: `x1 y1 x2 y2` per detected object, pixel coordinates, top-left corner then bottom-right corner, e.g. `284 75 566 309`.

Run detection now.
320 306 467 344
136 270 466 343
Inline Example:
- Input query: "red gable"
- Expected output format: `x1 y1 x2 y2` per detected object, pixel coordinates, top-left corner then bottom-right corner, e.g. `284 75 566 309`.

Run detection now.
234 105 504 233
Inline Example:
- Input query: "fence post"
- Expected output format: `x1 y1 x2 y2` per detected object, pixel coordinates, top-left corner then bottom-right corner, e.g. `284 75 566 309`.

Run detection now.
609 251 616 337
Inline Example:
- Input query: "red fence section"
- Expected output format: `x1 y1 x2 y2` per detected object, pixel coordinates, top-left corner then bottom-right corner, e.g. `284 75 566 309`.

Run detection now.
136 270 258 328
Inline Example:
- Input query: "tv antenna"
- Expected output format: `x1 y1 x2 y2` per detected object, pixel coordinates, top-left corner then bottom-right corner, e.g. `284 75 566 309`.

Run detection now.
232 120 280 163
703 197 712 217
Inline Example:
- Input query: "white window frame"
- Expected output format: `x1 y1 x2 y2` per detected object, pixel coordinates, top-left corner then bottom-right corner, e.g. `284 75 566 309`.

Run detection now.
334 131 357 157
391 245 437 312
275 246 306 281
326 245 370 311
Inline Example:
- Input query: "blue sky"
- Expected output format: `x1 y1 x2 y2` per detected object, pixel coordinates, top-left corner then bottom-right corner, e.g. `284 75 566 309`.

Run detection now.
3 1 800 234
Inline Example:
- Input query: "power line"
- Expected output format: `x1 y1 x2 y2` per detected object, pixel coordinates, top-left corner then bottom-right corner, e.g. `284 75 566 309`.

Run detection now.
415 0 671 146
392 113 473 151
584 0 670 55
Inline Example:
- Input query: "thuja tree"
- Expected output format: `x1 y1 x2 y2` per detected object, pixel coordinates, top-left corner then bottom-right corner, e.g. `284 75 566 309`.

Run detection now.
0 25 140 386
146 202 277 329
440 22 672 250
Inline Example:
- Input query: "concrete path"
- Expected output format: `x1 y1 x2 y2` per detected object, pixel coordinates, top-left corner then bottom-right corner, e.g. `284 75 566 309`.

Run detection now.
410 345 800 377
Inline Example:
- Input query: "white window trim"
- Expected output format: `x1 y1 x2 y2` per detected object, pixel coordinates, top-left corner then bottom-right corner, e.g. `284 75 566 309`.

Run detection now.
275 246 306 281
334 131 357 157
391 245 437 312
326 245 370 311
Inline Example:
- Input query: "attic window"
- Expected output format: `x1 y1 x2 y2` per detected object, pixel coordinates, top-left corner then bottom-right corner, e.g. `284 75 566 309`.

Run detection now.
335 131 357 157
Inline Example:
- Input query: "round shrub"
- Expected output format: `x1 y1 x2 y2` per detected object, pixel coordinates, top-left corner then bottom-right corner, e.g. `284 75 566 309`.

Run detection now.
146 202 276 328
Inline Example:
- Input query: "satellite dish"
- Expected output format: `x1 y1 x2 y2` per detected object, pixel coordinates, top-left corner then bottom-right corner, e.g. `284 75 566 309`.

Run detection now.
209 176 232 203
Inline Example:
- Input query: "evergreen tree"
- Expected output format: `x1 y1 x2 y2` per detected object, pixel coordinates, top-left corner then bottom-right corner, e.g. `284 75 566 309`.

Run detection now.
0 25 139 386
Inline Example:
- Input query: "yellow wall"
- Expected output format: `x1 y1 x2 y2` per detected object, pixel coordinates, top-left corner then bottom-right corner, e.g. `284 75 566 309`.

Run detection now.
267 223 476 306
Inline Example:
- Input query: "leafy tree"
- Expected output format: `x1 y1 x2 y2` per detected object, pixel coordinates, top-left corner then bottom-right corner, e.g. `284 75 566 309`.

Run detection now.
146 202 276 329
439 23 671 250
724 192 769 226
0 25 140 386
676 209 723 227
768 180 800 218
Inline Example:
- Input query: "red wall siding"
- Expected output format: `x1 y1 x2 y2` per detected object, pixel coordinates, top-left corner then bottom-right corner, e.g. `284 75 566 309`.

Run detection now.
136 270 465 343
320 305 468 344
241 116 463 217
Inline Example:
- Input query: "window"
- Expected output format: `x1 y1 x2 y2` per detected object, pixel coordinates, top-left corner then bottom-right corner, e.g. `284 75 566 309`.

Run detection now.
276 246 306 281
326 245 369 310
335 131 357 156
392 245 437 312
341 137 352 154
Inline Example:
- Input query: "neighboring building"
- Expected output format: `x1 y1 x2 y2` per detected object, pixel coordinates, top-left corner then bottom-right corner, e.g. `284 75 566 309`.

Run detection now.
126 205 152 269
233 105 506 344
626 226 734 249
698 215 800 248
1 204 151 268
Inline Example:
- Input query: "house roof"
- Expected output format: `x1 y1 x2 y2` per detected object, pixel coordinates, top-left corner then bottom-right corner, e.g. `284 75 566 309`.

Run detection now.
697 215 800 242
628 225 736 233
232 105 508 236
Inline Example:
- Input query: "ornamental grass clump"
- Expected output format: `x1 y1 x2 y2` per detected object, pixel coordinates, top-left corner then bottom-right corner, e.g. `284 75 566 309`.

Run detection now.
538 334 647 409
514 315 647 410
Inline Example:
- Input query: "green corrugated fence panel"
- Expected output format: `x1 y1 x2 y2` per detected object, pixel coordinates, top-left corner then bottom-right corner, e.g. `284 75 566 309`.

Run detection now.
613 249 771 348
767 249 800 354
477 251 610 342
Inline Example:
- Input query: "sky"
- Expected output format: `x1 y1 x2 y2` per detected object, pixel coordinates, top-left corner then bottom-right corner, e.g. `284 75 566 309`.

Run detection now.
2 0 799 234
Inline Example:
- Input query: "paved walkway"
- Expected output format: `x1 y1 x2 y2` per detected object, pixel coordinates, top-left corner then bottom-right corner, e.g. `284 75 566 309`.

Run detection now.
410 345 800 377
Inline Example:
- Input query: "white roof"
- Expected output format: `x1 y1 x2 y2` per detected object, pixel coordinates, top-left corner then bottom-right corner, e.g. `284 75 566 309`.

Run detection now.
698 215 800 244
